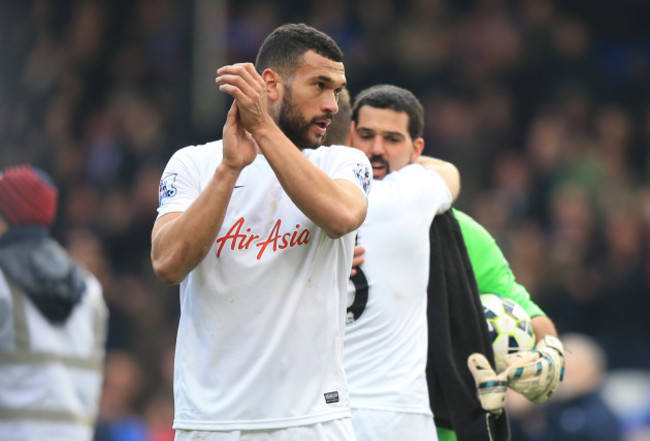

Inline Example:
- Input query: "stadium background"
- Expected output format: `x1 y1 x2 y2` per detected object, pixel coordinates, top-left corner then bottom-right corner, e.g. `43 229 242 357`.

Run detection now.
1 0 649 439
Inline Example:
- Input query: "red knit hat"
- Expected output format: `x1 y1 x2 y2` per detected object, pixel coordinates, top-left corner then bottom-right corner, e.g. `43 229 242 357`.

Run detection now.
0 165 59 227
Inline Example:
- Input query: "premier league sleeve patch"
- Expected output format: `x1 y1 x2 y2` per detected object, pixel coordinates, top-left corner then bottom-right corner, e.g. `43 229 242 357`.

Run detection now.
159 173 178 206
354 163 372 195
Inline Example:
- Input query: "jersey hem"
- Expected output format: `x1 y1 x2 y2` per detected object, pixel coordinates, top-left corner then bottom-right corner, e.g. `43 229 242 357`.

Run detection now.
350 402 433 416
172 409 352 431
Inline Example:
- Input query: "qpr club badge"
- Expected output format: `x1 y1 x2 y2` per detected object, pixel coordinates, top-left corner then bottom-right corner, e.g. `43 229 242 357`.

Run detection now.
159 173 178 205
354 163 371 194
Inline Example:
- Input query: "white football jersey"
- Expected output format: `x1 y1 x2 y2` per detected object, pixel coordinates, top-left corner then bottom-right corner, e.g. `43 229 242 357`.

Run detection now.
344 163 451 415
157 141 371 431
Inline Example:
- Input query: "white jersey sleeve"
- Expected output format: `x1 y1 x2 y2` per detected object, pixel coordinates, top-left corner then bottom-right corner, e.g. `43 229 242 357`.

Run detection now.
157 142 223 218
303 145 372 200
376 163 451 215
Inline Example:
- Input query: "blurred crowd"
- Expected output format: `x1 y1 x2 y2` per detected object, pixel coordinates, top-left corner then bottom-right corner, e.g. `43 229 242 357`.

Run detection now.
1 0 649 440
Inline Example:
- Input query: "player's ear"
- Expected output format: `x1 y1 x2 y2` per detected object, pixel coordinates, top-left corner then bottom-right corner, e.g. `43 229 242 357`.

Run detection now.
347 121 356 145
411 137 425 162
262 68 282 103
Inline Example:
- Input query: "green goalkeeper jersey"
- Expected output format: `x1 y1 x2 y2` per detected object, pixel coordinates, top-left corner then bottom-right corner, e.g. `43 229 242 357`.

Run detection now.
453 208 545 319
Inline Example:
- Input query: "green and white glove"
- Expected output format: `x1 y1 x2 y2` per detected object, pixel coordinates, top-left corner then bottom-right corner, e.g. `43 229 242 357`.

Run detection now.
503 335 565 403
467 353 509 415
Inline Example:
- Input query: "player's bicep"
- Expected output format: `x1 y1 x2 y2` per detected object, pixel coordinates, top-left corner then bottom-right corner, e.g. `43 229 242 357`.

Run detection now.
153 211 182 234
334 178 368 227
151 212 182 257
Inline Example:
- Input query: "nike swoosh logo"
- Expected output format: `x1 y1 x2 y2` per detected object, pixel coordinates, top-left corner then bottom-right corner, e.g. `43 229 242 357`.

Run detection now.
234 185 244 188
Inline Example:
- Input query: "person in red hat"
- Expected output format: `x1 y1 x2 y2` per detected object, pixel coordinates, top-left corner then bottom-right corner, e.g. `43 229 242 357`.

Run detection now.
0 164 108 441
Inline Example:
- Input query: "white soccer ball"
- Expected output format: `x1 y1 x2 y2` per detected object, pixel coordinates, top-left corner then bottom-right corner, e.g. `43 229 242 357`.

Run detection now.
480 293 536 373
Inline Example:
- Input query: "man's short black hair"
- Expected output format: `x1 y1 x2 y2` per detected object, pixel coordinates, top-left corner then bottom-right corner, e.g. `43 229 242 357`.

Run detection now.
255 23 344 79
352 84 424 141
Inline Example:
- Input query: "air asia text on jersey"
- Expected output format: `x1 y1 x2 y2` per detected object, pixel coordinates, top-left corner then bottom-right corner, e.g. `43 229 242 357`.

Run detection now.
215 217 311 259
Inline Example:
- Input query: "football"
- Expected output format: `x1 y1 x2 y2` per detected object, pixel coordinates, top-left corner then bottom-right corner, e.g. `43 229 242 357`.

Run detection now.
480 293 536 373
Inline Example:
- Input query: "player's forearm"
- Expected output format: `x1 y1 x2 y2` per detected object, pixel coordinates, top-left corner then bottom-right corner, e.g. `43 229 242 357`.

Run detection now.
416 156 460 201
531 316 559 342
253 125 367 238
151 164 241 284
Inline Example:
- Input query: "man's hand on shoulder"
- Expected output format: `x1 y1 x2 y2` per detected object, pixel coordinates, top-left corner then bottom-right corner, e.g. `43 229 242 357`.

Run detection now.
416 156 460 201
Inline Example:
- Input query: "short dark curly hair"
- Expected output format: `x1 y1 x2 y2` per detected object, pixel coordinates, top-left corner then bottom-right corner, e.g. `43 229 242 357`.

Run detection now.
351 84 424 141
255 23 344 79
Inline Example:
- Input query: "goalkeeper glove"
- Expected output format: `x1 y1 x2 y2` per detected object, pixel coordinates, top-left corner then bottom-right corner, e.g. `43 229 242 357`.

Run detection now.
467 353 509 415
503 335 565 403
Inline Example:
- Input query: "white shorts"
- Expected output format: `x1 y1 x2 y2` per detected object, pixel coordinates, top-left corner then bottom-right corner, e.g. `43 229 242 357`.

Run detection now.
174 418 356 441
0 420 94 441
352 408 438 441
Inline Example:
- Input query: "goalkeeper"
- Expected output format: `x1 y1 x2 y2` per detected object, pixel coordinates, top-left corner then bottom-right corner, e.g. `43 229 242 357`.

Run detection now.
435 209 564 441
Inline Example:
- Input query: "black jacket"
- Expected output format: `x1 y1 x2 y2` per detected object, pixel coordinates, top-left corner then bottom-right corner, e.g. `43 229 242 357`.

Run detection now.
426 210 510 441
0 226 85 323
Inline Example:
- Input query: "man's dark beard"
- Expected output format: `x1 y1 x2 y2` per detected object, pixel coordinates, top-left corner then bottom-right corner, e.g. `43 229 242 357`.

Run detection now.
277 89 326 150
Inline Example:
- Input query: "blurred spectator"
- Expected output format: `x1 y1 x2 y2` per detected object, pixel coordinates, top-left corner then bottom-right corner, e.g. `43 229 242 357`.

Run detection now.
94 350 149 441
507 333 623 441
0 165 108 441
601 369 650 441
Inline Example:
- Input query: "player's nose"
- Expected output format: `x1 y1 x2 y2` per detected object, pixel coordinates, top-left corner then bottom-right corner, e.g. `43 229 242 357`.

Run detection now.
322 91 338 114
371 138 384 155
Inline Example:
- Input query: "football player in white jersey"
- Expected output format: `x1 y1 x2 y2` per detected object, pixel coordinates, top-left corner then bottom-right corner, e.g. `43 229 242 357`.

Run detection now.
327 87 563 441
341 85 460 441
151 24 371 441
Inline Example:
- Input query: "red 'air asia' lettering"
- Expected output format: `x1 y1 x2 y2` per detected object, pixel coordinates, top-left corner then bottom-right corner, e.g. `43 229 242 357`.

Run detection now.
215 217 310 259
